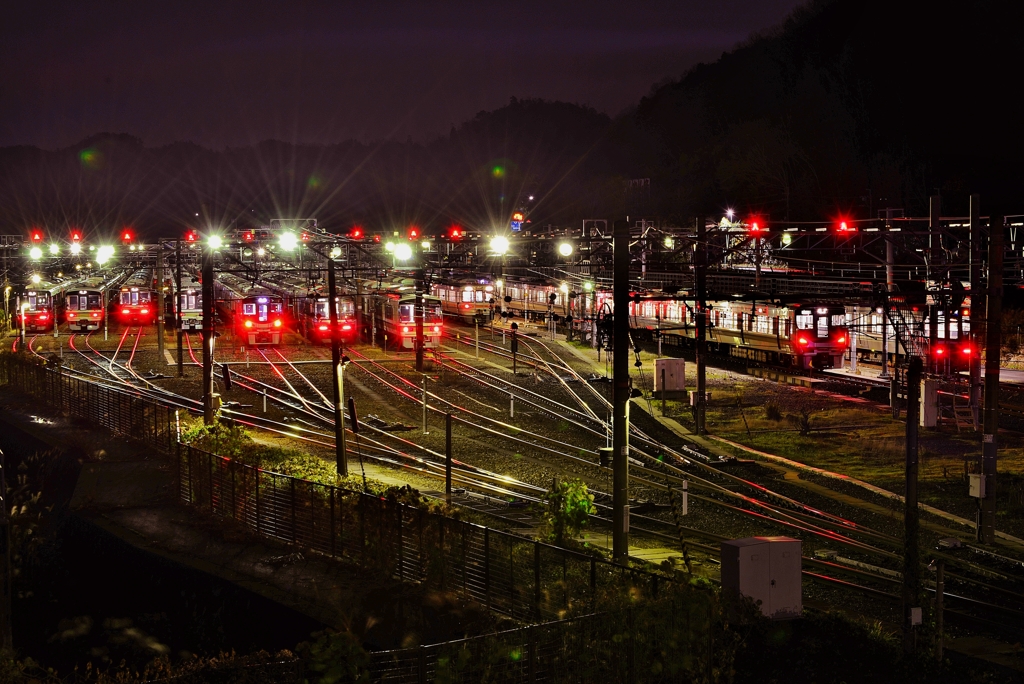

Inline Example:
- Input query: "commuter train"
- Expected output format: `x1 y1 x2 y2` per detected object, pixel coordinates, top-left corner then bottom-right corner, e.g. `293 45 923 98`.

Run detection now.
13 274 88 333
66 271 129 332
116 269 157 325
360 280 443 350
296 294 358 344
214 275 287 345
174 275 204 331
432 278 495 324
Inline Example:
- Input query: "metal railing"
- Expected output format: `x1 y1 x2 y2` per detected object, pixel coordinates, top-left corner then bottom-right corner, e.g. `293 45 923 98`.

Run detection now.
1 355 179 454
179 444 673 622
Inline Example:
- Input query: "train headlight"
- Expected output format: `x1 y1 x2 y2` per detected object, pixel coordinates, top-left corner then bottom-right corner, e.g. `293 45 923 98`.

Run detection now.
319 324 329 331
797 337 809 346
141 308 149 314
244 320 253 328
433 325 440 332
273 319 282 328
836 336 845 344
402 326 410 333
122 308 130 315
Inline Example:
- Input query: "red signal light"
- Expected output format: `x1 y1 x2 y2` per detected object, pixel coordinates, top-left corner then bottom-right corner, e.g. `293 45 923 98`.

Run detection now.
350 226 364 240
407 226 420 240
373 234 381 243
70 229 82 242
748 218 765 232
121 228 135 243
185 229 199 243
448 226 462 240
242 231 254 242
837 218 856 232
301 232 311 242
29 228 44 243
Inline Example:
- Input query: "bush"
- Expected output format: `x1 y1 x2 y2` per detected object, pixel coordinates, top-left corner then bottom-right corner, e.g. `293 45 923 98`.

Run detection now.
764 402 782 421
536 478 596 546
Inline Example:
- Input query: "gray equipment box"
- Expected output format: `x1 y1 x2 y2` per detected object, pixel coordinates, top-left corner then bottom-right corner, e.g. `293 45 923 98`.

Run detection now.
721 536 802 619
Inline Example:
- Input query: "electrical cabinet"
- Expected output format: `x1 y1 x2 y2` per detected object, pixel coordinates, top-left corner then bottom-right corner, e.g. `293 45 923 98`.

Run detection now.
721 536 802 619
654 358 686 394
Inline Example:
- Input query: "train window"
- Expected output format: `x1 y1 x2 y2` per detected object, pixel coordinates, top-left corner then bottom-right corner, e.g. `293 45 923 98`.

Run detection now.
399 304 414 323
139 291 152 303
871 314 882 334
271 302 282 313
68 295 79 310
462 290 473 302
831 315 845 327
89 295 100 308
796 312 813 329
243 303 256 316
476 291 484 302
817 317 828 338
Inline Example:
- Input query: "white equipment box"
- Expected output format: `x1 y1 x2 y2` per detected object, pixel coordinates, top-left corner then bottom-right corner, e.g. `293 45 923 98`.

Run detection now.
721 536 802 619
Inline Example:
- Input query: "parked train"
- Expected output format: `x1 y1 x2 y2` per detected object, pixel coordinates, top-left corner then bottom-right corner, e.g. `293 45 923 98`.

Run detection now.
174 275 204 331
214 274 287 345
258 272 358 344
432 278 495 324
66 271 130 332
359 280 443 350
13 273 89 333
116 269 157 325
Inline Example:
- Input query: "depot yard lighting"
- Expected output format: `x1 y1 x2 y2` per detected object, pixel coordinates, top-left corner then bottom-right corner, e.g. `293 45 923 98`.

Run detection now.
385 241 396 252
422 241 431 250
279 231 298 251
394 242 414 261
558 243 573 257
96 245 115 265
48 243 60 255
584 282 593 291
70 242 82 255
329 246 342 259
30 274 41 284
208 235 223 250
256 247 266 257
664 236 675 249
490 235 510 255
29 246 43 260
560 283 569 293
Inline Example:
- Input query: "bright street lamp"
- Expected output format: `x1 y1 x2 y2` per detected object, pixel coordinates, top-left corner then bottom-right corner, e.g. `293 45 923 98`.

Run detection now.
394 242 413 261
96 245 115 265
490 236 510 255
558 243 573 257
208 235 223 250
30 274 41 284
279 231 298 251
29 247 42 260
48 243 60 255
70 243 82 255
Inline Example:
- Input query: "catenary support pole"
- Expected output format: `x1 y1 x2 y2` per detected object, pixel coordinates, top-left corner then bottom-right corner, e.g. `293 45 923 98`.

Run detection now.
328 258 348 476
415 273 425 373
201 244 215 425
176 238 184 377
903 356 922 653
695 216 707 436
445 413 452 504
612 219 631 563
156 243 165 362
934 559 945 662
980 214 1003 544
969 195 984 428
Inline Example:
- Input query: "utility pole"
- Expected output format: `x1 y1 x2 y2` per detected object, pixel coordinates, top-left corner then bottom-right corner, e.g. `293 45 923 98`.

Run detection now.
329 258 348 476
980 214 1003 545
881 209 895 378
0 449 12 652
927 197 940 373
176 238 184 377
156 243 165 362
612 219 631 563
201 243 215 425
415 270 425 373
969 195 984 427
445 413 453 504
903 356 922 653
695 216 707 436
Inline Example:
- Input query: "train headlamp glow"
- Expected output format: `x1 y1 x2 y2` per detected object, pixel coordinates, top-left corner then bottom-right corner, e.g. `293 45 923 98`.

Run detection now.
244 320 253 328
279 231 298 251
394 243 413 261
273 319 282 328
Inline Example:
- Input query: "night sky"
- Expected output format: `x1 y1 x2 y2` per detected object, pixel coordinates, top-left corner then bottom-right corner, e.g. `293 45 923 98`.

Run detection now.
2 0 805 150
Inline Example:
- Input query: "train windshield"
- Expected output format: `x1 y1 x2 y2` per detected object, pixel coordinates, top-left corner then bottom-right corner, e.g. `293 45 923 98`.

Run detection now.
120 290 151 305
68 294 101 310
315 299 354 319
180 292 201 310
399 302 443 323
25 293 50 311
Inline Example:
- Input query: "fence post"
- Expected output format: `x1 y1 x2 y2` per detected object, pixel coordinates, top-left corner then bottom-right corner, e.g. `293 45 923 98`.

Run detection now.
417 645 427 684
529 625 538 683
290 477 297 543
484 528 491 610
208 452 214 511
330 488 336 557
255 469 261 535
398 505 404 581
591 558 597 609
534 543 542 620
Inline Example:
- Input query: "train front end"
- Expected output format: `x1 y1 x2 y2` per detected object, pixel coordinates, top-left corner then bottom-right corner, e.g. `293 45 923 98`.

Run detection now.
307 297 358 344
397 295 443 349
239 295 285 345
16 290 54 332
118 286 156 325
790 306 849 369
67 290 105 331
